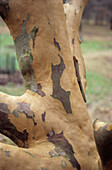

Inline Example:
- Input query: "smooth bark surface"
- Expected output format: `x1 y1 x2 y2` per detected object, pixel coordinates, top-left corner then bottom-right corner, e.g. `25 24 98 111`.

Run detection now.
63 0 87 92
0 0 102 169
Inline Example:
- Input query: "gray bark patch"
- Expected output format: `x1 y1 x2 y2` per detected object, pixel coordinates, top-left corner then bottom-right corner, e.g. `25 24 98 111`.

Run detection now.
5 151 10 157
61 160 67 168
12 102 37 126
14 14 45 97
72 38 74 45
36 83 46 97
41 168 47 170
0 103 10 117
51 54 72 113
14 14 30 60
47 129 80 170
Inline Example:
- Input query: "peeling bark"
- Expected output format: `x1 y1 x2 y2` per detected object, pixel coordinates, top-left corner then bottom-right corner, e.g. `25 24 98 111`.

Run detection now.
12 102 37 126
0 0 102 169
0 103 29 148
47 129 81 170
14 14 38 93
14 14 45 96
51 54 72 114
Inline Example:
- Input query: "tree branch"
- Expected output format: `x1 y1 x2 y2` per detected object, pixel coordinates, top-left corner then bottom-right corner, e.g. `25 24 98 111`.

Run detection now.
0 0 101 169
0 141 77 170
93 119 112 170
63 0 87 93
83 0 89 7
0 91 37 148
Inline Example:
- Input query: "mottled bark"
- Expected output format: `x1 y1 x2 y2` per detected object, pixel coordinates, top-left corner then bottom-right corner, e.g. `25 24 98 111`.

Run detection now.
63 0 87 94
0 0 102 169
0 103 29 148
94 120 112 170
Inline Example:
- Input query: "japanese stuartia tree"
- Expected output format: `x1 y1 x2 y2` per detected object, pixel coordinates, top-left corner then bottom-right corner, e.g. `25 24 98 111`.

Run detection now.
0 0 112 169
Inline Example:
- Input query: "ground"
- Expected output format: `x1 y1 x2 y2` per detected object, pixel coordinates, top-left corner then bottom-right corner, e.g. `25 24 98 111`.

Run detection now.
81 23 112 122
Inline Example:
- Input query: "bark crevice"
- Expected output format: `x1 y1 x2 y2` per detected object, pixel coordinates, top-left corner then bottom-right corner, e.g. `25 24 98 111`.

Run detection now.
73 56 86 102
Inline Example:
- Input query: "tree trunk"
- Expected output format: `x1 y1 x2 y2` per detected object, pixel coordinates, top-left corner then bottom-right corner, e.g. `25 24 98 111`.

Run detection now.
0 0 102 169
63 0 88 100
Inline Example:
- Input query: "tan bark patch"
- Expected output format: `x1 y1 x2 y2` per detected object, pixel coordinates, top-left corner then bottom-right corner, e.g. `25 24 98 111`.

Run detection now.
106 122 112 131
93 120 106 131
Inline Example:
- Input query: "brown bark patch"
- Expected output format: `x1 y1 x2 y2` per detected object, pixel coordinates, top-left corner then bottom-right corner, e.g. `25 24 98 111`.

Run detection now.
72 38 74 45
47 129 80 170
42 112 46 122
37 83 46 97
12 102 37 126
0 0 10 20
51 54 72 114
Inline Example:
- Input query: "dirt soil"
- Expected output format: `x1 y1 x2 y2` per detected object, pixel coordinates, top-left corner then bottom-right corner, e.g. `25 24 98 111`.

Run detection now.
85 50 112 122
82 24 112 122
82 24 112 42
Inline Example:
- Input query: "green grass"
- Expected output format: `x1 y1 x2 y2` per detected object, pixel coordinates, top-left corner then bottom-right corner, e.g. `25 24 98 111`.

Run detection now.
0 34 19 70
86 71 112 104
0 34 14 46
81 40 112 54
0 84 25 96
